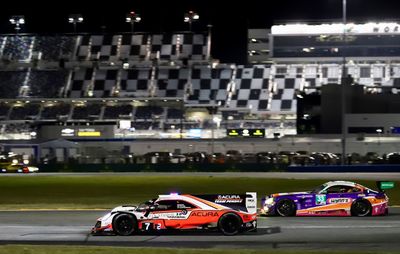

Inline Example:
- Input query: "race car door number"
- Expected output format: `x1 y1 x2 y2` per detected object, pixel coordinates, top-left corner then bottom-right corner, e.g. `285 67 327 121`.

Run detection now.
143 222 161 230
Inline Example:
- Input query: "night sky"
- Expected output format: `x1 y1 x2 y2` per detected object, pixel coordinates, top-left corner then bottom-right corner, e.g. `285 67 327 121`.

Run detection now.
1 0 400 63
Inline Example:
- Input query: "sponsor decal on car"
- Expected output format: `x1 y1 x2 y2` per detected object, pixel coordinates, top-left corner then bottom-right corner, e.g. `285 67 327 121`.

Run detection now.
328 198 351 204
316 194 327 205
178 210 188 215
192 211 219 217
214 195 243 204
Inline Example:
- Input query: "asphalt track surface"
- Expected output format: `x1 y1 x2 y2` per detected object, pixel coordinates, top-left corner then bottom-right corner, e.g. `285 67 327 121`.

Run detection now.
1 208 400 250
2 172 400 180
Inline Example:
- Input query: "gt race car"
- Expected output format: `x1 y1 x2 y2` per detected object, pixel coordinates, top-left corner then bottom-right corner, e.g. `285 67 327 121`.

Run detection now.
261 181 394 217
92 192 257 236
0 163 39 173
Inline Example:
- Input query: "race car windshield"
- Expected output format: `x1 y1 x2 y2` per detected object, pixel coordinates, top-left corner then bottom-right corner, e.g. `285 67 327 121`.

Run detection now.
136 199 156 211
311 184 328 193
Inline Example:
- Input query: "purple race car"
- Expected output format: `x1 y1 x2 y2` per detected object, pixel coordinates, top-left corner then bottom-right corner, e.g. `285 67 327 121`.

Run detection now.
261 181 393 217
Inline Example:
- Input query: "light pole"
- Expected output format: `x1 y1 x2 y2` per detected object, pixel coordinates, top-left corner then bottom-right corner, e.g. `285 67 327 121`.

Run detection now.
68 14 84 33
184 11 199 32
376 128 382 145
210 107 217 155
126 11 141 33
341 0 347 165
9 15 25 34
206 24 212 60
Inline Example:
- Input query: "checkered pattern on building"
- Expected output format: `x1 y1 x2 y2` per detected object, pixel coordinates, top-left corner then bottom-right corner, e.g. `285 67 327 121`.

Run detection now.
227 65 272 111
69 68 94 98
67 63 400 113
151 33 207 60
119 68 152 97
75 33 208 61
185 67 232 105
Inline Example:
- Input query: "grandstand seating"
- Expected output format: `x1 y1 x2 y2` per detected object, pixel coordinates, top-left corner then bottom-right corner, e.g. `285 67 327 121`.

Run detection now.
2 32 400 122
167 108 184 119
0 71 27 98
9 104 40 120
2 36 34 60
34 36 76 60
41 103 71 120
134 106 164 120
72 104 102 120
3 123 35 134
28 70 68 98
103 104 133 119
0 103 10 120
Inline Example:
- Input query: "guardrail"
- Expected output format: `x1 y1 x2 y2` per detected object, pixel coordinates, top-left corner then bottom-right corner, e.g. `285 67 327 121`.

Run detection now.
34 163 400 172
288 165 400 172
37 163 288 172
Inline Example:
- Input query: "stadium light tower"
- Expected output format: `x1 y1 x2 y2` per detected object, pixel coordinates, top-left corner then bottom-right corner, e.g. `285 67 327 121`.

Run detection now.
68 14 84 33
9 15 25 33
184 11 199 32
126 11 141 33
206 24 212 60
341 0 347 165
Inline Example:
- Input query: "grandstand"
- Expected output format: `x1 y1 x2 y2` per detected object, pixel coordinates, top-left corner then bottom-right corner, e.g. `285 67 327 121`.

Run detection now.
2 22 400 163
0 31 296 141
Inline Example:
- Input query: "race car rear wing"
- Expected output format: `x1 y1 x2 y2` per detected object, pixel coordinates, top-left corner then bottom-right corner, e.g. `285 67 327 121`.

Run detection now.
195 192 257 214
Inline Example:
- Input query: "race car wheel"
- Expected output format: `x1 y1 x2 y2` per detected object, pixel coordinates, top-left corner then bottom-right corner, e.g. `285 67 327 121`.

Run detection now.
351 199 372 217
276 199 296 217
218 212 242 236
112 213 137 236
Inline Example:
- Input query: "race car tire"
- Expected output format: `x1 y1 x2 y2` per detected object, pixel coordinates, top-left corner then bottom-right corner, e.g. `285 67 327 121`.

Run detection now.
351 199 372 217
218 212 242 236
112 213 137 236
275 199 296 217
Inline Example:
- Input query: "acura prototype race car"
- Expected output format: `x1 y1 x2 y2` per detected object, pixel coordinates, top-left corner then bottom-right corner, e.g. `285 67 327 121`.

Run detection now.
261 181 394 217
92 192 257 236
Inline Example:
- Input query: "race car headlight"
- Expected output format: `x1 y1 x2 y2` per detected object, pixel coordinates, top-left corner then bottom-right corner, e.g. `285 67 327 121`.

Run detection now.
264 197 275 205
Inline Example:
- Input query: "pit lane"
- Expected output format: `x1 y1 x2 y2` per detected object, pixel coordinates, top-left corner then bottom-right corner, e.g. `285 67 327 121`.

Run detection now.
1 208 400 250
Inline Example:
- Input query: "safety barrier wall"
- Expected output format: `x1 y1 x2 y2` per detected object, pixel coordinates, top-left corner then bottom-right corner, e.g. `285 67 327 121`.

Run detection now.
37 163 287 172
288 165 400 172
36 163 400 172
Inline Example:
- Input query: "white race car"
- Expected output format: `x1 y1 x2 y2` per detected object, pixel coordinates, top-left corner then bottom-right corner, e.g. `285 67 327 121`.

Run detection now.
92 192 257 236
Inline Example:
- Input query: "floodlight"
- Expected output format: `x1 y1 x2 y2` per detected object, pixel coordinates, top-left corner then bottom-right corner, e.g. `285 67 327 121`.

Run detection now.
126 11 141 33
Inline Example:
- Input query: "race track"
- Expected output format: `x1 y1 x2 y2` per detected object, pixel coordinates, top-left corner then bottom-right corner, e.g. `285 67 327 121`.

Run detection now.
1 208 400 250
2 172 400 180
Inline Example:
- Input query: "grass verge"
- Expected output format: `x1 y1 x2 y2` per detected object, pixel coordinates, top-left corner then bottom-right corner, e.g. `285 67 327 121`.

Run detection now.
0 175 398 209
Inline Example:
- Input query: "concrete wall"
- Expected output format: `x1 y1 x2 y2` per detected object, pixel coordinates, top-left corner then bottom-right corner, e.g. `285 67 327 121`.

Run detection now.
74 136 400 156
346 114 400 133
